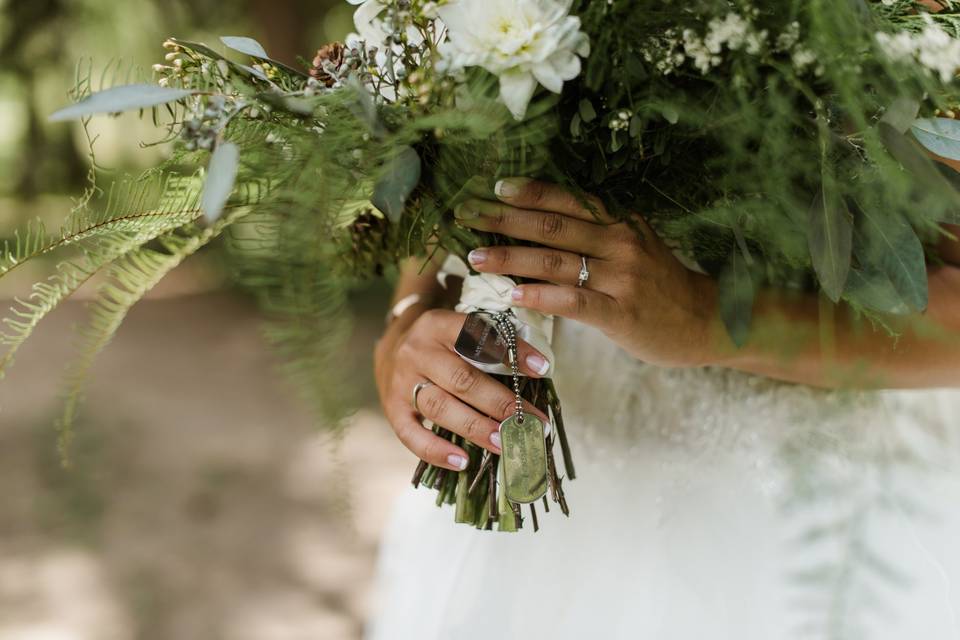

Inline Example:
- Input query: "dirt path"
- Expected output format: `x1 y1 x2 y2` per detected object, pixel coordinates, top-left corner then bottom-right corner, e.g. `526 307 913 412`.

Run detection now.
0 292 412 640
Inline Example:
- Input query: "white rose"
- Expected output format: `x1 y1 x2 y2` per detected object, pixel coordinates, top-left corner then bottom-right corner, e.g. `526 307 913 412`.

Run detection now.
436 0 590 120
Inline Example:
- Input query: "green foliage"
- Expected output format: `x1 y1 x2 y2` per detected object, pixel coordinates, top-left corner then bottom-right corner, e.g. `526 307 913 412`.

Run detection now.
8 0 960 451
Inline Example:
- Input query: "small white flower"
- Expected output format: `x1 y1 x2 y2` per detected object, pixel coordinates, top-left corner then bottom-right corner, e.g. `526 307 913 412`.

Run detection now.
876 22 960 83
435 0 590 120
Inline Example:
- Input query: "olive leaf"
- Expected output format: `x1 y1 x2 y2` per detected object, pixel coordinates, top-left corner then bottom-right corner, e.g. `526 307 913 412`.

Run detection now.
371 146 422 223
845 268 911 315
220 36 269 59
50 84 196 121
808 178 852 302
718 248 756 348
220 36 307 77
911 117 960 161
201 142 240 223
169 38 271 82
880 96 920 134
857 208 928 312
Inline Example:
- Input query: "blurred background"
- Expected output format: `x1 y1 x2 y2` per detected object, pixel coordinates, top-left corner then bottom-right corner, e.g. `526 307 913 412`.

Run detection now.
0 1 414 638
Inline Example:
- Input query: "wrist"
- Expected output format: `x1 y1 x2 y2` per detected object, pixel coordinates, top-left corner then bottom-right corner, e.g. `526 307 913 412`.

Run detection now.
688 273 732 368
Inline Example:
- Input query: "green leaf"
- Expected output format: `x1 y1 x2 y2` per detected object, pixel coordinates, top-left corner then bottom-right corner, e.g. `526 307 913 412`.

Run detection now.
933 164 960 223
845 268 911 315
371 146 421 223
657 103 679 125
50 84 195 121
911 117 960 161
578 98 597 123
807 182 852 302
168 38 269 82
220 36 268 58
220 36 307 77
718 249 756 347
858 208 928 312
878 122 960 208
201 142 240 223
880 97 920 134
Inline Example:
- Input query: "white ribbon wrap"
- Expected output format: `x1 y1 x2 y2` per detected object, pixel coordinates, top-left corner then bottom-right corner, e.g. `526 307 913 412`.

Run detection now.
438 255 555 377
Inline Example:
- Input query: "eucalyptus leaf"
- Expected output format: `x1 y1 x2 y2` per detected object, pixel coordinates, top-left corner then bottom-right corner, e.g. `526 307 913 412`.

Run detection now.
807 182 852 302
880 97 920 134
857 208 928 312
220 36 307 77
220 36 269 59
911 117 960 161
371 146 421 223
50 84 195 122
169 39 269 82
201 142 240 223
718 249 756 347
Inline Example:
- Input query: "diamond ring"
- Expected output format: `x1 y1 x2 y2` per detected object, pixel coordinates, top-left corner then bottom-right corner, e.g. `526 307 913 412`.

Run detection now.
576 255 590 288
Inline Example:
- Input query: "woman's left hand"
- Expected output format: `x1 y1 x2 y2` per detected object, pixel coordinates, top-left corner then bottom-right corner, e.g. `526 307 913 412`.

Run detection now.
454 177 720 367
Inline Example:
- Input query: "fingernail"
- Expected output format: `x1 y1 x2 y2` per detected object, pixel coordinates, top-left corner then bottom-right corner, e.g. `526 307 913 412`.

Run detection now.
495 178 525 199
454 202 479 219
489 431 502 449
467 249 487 265
510 287 524 301
526 353 550 376
544 421 553 437
447 454 468 471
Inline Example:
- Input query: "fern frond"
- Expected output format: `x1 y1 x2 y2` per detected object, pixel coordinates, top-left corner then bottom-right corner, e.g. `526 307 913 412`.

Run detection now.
57 209 248 463
1 220 50 276
0 175 206 380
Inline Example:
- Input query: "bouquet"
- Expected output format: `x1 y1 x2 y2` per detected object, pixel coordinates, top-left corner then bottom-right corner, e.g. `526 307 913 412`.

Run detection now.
4 0 960 532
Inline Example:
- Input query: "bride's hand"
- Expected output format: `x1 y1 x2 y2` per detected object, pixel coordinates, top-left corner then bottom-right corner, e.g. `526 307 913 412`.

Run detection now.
454 178 718 367
374 308 552 471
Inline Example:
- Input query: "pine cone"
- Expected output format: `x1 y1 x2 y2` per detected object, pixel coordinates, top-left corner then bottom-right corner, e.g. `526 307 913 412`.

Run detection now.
349 209 392 276
310 42 346 87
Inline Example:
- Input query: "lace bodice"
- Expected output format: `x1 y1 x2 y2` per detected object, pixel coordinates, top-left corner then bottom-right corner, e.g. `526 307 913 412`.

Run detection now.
551 319 957 495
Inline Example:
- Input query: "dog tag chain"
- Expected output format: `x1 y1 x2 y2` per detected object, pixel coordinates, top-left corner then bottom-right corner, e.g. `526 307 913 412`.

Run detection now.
492 312 549 505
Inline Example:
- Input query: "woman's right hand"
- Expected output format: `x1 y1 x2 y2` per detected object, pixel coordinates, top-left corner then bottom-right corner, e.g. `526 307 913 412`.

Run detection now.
374 308 553 471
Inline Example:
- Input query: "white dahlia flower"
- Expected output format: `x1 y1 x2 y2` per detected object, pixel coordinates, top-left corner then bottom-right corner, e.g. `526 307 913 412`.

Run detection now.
436 0 590 120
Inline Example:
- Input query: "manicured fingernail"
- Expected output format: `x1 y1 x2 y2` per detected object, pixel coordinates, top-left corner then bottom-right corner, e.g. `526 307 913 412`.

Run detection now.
454 202 479 219
489 431 502 449
495 178 526 199
510 287 524 301
526 354 550 376
468 249 487 265
447 454 468 471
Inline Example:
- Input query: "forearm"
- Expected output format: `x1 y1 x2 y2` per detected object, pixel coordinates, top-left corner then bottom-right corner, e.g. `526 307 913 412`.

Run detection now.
706 265 960 389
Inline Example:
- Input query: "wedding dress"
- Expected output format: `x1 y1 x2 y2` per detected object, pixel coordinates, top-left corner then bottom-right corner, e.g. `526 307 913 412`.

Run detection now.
366 318 960 640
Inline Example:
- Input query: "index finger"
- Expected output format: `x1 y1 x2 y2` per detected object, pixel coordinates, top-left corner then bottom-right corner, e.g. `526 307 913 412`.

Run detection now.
493 177 617 224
